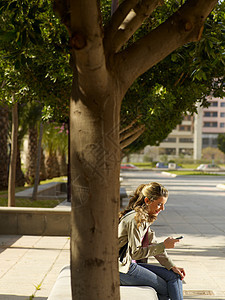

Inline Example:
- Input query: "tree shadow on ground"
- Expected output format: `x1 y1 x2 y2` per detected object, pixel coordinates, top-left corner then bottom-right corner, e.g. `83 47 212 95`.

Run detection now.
0 235 21 254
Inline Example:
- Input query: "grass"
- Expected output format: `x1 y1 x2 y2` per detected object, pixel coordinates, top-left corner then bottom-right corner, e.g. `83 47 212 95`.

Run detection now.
165 170 225 176
0 176 67 208
133 162 154 168
0 198 64 208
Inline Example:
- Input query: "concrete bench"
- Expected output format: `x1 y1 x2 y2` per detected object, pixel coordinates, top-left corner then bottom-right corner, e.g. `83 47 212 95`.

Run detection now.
47 265 158 300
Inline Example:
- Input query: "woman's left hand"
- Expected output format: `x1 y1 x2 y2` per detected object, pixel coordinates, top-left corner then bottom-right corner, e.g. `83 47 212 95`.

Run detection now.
171 266 186 280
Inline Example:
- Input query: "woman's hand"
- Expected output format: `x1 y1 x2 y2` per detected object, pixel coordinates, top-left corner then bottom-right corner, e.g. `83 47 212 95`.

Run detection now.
163 237 180 249
171 266 186 280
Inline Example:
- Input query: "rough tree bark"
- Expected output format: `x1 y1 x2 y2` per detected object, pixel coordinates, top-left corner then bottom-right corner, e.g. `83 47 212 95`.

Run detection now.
0 104 9 190
8 101 18 207
26 125 38 184
32 122 43 200
53 0 218 299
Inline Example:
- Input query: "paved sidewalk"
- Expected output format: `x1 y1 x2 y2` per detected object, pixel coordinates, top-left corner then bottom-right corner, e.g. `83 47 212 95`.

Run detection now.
0 235 70 300
1 178 225 299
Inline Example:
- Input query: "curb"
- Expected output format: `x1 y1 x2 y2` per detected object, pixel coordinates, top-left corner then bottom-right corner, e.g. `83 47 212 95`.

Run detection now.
161 171 177 178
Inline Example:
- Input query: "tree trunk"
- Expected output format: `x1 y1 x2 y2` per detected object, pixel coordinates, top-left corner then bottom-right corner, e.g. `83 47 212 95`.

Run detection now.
32 122 43 200
39 147 47 181
46 152 60 179
0 104 9 190
70 83 121 299
26 125 38 185
53 1 218 299
8 102 18 207
16 139 26 187
59 152 67 176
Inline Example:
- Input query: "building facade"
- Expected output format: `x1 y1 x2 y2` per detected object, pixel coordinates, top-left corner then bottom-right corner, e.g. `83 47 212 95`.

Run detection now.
148 96 225 161
202 96 225 149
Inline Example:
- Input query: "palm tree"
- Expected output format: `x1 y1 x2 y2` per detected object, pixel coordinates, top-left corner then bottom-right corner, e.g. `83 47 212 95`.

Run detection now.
42 122 68 178
0 104 9 190
25 124 38 184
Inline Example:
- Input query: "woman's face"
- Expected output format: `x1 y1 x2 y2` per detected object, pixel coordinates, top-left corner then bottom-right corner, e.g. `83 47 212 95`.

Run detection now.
145 196 168 216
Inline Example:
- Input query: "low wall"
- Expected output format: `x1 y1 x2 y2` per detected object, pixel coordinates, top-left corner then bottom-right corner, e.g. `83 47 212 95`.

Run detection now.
0 207 70 236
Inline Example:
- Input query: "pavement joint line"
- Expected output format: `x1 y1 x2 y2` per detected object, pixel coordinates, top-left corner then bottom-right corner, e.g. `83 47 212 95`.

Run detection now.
32 237 70 298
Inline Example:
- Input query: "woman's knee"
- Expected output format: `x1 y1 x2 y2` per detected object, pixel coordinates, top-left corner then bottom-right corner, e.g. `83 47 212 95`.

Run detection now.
168 270 181 281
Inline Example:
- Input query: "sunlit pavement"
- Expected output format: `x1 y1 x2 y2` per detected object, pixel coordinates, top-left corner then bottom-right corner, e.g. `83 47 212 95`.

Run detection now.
121 170 225 299
0 170 225 299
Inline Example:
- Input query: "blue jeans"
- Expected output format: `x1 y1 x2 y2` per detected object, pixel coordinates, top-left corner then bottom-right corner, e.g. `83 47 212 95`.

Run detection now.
120 263 183 300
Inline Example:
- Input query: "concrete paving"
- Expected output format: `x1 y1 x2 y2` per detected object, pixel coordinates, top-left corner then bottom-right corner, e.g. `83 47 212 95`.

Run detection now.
0 175 225 300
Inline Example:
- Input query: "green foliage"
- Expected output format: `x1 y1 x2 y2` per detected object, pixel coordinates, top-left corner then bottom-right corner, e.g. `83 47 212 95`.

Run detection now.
121 0 225 154
218 133 225 155
42 122 68 155
0 0 71 121
1 0 224 141
0 197 63 208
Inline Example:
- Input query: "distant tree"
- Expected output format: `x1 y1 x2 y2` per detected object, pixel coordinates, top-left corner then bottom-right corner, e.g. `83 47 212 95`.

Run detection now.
217 133 225 155
202 146 225 162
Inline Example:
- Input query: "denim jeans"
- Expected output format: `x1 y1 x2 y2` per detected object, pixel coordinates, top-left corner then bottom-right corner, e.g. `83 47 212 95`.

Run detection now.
120 263 183 300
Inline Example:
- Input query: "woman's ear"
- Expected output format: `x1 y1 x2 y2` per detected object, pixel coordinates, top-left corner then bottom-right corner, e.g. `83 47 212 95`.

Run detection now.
144 197 150 206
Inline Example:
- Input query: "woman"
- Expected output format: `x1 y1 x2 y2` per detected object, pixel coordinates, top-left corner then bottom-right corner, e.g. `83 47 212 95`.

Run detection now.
118 182 185 300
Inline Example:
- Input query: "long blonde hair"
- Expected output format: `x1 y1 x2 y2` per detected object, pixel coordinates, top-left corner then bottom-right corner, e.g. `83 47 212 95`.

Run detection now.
119 182 168 227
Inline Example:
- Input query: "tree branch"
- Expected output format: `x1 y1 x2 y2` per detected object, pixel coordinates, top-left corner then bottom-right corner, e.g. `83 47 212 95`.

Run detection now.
111 0 164 53
119 116 141 134
115 0 218 92
104 0 139 52
67 0 107 95
120 125 145 149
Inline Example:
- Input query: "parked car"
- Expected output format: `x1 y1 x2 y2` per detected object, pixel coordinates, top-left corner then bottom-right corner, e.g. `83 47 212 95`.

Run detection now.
155 162 168 168
120 164 138 169
197 164 220 170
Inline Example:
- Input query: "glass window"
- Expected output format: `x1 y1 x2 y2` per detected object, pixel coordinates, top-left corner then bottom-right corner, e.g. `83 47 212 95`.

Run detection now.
179 138 193 143
212 139 217 146
220 112 225 117
164 148 176 155
179 125 191 131
211 102 218 107
220 123 225 128
221 102 225 107
204 111 218 117
203 122 217 127
179 148 193 155
163 138 176 143
203 138 209 145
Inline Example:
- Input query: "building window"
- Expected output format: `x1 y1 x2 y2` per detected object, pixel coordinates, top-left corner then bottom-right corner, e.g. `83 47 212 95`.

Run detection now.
221 102 225 107
179 148 193 156
203 138 209 145
163 138 176 143
210 102 218 107
203 122 218 127
220 112 225 118
179 125 191 131
159 148 176 155
165 148 176 155
212 138 217 146
179 138 193 143
220 123 225 128
204 111 217 117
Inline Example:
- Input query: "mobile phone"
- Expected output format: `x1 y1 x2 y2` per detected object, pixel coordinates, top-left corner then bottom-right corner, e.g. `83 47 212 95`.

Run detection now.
175 236 184 239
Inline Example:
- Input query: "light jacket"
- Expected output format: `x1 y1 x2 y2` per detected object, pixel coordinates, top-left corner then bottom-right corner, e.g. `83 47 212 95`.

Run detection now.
118 210 175 273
